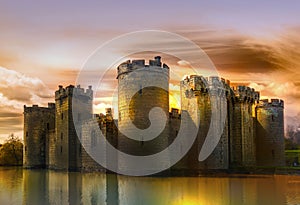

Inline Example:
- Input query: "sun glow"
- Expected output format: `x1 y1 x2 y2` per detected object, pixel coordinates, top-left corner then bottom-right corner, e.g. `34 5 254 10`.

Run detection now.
169 92 181 110
172 198 202 205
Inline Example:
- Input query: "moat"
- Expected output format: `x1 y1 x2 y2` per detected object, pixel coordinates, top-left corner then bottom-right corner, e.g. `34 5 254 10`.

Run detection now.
1 167 300 205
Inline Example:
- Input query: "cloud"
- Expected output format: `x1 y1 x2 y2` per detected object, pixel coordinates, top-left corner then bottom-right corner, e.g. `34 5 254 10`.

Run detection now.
173 30 280 74
0 66 53 102
246 81 300 127
0 67 53 141
247 81 300 103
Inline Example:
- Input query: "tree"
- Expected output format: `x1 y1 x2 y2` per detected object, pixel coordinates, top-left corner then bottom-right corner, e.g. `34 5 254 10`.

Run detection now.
286 125 300 150
0 134 23 166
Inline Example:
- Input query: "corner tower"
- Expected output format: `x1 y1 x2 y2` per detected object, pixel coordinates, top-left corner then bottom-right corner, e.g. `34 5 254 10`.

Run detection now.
23 103 55 168
255 99 285 166
50 85 93 170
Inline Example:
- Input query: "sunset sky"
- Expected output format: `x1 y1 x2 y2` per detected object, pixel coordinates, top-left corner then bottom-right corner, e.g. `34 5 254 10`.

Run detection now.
0 0 300 142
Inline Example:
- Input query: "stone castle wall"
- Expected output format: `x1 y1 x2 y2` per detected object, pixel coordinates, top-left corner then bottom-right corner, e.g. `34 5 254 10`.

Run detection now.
81 110 119 172
81 118 106 172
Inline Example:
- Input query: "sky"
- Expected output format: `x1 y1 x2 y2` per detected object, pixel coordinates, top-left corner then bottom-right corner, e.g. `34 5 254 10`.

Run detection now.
0 0 300 142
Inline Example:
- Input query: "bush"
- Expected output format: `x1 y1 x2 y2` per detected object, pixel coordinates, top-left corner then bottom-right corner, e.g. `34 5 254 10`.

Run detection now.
0 134 23 166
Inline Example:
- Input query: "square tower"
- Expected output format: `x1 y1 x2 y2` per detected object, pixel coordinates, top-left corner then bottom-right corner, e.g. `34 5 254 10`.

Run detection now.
49 85 93 171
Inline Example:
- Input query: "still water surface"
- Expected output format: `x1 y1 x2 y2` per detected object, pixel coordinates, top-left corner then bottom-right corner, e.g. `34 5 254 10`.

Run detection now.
0 167 300 205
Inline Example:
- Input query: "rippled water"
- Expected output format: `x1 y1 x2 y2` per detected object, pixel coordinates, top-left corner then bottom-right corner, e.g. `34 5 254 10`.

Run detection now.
0 167 300 205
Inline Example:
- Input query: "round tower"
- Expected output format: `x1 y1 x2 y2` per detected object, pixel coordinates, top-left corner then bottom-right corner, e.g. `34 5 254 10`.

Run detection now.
255 99 285 166
117 56 170 156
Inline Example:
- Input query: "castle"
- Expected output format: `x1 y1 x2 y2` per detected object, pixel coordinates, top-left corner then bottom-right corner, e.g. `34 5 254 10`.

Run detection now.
23 56 285 174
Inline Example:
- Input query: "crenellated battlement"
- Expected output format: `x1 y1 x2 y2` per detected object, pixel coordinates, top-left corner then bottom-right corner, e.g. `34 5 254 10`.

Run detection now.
257 98 284 108
232 85 260 103
181 75 232 98
181 75 208 91
117 56 169 79
207 76 231 97
24 103 55 113
55 84 93 100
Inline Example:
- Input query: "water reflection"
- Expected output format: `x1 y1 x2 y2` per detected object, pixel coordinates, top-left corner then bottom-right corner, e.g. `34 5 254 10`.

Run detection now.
0 168 300 204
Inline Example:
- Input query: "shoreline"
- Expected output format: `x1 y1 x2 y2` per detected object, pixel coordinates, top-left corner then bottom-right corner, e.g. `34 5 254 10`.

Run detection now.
2 165 300 177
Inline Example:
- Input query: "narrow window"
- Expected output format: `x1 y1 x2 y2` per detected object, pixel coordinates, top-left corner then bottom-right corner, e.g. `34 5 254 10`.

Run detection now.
26 132 28 137
60 146 63 154
61 113 64 120
91 130 96 147
139 85 142 95
271 115 274 122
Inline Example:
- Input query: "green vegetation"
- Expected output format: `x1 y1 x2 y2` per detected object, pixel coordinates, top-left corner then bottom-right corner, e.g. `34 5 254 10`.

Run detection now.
0 134 23 166
285 150 300 167
286 150 300 153
285 125 300 150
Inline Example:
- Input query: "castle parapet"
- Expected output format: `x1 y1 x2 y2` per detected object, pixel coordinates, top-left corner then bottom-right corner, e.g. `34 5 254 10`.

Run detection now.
232 85 260 103
117 56 169 79
257 99 284 108
181 75 208 94
24 103 55 113
55 85 93 100
181 75 232 98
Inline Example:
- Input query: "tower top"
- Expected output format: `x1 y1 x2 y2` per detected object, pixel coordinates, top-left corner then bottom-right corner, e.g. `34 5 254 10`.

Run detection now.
24 103 55 113
257 99 284 108
232 85 260 103
55 85 93 100
117 56 169 79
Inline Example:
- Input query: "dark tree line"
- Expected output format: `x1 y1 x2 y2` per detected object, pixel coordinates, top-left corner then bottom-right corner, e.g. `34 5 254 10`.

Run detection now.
0 134 23 166
285 125 300 150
